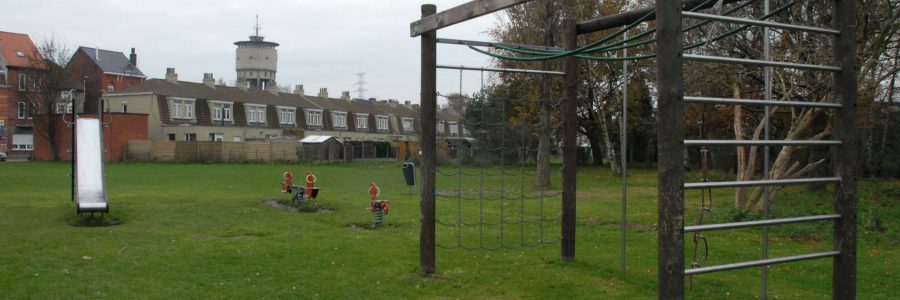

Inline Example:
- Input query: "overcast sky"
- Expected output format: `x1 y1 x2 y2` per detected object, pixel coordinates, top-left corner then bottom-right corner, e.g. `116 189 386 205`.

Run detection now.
4 0 510 105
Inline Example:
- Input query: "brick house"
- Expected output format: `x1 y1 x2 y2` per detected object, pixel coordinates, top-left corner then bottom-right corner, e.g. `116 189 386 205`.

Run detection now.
66 46 145 113
0 31 43 159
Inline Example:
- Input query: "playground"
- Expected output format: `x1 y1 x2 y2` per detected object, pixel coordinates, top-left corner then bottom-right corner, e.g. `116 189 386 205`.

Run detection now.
0 162 897 298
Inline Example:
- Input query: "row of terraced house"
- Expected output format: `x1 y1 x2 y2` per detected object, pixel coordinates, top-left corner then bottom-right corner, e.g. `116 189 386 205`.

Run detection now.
108 68 466 161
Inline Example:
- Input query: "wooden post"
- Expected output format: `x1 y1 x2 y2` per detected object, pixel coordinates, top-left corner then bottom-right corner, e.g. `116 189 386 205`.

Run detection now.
419 4 438 275
561 18 577 262
832 0 858 298
656 0 685 298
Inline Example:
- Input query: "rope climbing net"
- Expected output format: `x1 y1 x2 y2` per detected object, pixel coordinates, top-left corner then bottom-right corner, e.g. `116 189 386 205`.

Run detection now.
435 80 564 250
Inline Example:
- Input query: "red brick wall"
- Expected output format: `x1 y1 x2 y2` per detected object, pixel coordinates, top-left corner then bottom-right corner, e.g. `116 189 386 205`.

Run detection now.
33 113 148 162
65 51 144 113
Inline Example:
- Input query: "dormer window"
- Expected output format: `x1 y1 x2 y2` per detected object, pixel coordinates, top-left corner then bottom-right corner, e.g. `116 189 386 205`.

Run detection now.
449 122 459 136
306 109 322 126
247 104 266 123
210 101 233 122
356 113 368 129
332 111 347 128
376 115 389 131
171 98 195 119
402 118 414 132
278 106 296 125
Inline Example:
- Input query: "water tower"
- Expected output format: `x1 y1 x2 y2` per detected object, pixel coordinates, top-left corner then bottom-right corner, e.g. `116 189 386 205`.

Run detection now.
235 15 279 90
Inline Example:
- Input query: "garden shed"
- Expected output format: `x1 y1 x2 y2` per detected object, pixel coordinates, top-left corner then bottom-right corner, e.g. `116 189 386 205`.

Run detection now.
299 135 343 162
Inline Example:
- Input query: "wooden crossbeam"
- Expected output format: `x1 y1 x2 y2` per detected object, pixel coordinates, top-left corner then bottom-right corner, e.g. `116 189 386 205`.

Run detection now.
410 0 534 37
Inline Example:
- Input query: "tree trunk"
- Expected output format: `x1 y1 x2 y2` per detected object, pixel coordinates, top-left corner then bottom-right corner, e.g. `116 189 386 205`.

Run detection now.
733 83 749 208
536 98 551 186
598 104 621 175
534 1 554 187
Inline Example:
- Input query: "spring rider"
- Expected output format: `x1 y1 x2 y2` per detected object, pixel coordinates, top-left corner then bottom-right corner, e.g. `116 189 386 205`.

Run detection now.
281 170 314 205
305 171 319 199
369 182 389 228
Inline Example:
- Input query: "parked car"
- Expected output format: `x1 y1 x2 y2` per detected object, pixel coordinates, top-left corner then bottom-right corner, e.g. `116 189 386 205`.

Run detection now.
0 151 7 161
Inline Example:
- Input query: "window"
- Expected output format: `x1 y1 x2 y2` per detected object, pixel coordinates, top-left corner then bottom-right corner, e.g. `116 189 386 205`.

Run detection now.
122 104 128 113
402 118 414 132
168 134 176 141
12 134 33 151
247 104 266 123
332 112 347 128
15 50 25 57
0 68 7 85
306 109 322 126
278 107 295 125
209 133 224 141
233 136 241 142
17 102 26 119
107 83 115 93
184 133 196 141
55 91 74 114
449 122 459 135
29 74 39 91
171 98 194 119
211 101 233 121
356 113 368 129
437 121 445 134
376 116 389 130
18 73 26 91
56 102 74 114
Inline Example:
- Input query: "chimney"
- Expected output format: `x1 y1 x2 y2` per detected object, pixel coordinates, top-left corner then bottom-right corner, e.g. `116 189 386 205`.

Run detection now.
341 91 351 100
318 88 328 98
203 73 215 88
129 48 137 66
294 84 304 95
404 100 411 107
165 68 178 83
368 97 376 103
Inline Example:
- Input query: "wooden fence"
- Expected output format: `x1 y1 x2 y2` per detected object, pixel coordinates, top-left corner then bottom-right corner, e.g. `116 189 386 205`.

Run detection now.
124 140 300 162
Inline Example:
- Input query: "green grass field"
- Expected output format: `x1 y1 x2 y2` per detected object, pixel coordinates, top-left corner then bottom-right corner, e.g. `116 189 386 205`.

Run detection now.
0 161 897 298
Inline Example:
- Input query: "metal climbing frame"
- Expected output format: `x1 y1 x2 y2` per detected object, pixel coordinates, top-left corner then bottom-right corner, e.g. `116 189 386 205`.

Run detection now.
652 0 858 299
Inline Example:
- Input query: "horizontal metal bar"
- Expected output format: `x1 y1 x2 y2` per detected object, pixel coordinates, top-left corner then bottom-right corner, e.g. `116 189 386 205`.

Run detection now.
684 54 841 72
685 251 840 275
436 64 565 75
437 38 563 52
685 140 842 146
684 177 841 189
682 11 840 35
684 96 842 108
684 214 840 232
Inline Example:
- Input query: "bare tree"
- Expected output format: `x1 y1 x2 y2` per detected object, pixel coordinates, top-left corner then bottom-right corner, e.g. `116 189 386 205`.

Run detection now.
18 38 73 161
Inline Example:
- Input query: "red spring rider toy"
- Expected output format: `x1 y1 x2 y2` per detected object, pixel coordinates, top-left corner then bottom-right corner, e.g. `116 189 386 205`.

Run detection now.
281 170 294 193
369 182 389 228
305 171 317 199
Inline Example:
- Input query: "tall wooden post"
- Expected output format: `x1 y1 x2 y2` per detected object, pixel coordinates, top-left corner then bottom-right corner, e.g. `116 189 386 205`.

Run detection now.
832 0 858 297
656 0 685 298
561 18 578 262
419 4 438 275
